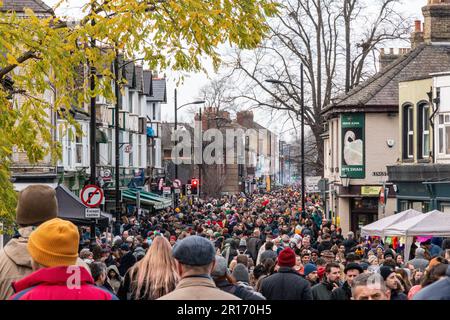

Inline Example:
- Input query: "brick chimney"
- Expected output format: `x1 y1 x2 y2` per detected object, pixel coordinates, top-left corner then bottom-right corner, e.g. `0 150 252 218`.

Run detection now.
379 48 409 72
423 0 450 44
411 20 424 49
236 111 254 128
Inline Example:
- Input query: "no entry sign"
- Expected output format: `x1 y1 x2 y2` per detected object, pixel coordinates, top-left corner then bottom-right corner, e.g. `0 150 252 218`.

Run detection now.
80 185 104 208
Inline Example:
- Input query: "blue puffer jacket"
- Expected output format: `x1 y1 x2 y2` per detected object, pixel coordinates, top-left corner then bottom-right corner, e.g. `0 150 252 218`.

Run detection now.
413 266 450 300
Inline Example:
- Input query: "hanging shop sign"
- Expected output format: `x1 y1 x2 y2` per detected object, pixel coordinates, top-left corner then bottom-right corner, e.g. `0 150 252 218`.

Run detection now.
341 113 365 179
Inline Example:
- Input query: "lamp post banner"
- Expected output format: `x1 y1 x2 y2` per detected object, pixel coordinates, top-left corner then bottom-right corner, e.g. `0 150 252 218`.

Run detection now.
341 113 365 179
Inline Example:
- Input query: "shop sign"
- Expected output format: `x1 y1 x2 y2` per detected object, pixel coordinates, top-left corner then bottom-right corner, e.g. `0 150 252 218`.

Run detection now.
341 113 365 179
361 186 382 196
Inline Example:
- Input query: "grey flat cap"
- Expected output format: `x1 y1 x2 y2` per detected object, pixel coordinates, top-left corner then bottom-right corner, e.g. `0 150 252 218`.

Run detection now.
172 235 216 266
211 255 228 278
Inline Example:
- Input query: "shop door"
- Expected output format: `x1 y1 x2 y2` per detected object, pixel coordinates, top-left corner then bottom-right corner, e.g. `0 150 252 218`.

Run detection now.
351 212 377 237
351 198 378 237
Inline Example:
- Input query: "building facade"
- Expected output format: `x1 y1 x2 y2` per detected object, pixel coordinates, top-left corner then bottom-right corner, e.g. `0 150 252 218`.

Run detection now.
388 73 450 213
322 0 450 235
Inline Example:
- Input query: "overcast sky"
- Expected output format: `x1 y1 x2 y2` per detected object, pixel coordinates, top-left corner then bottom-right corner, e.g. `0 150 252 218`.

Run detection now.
45 0 427 135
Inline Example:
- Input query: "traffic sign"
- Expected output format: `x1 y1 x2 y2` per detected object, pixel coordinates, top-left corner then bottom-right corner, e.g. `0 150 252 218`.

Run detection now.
85 208 101 219
173 179 182 188
174 188 181 194
163 187 172 195
100 168 112 182
80 184 104 208
186 184 192 196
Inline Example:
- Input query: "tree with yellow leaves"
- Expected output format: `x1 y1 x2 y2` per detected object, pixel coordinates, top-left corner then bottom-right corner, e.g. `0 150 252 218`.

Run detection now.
0 0 278 230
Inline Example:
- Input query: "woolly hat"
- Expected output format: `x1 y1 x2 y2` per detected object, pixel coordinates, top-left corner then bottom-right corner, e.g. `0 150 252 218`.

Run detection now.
304 263 318 276
380 266 395 280
211 255 229 278
277 248 296 268
16 185 58 226
232 263 250 283
27 218 79 267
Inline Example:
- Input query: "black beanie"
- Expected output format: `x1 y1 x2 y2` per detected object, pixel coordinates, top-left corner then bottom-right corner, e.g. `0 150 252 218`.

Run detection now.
380 266 395 280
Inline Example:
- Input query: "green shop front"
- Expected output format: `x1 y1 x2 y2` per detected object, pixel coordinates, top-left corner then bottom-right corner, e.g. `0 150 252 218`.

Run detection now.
387 164 450 213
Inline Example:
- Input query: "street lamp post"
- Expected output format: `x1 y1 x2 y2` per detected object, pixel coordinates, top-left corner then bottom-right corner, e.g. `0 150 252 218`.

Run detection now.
265 63 306 213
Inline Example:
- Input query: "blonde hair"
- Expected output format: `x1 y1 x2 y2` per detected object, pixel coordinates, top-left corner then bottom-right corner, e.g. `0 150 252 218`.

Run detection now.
128 236 179 299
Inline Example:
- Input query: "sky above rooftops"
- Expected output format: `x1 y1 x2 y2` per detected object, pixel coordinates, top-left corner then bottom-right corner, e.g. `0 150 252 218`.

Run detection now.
44 0 425 140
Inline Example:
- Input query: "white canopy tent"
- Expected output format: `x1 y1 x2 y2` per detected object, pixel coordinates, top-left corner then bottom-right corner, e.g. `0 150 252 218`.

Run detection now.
361 209 423 237
383 210 450 261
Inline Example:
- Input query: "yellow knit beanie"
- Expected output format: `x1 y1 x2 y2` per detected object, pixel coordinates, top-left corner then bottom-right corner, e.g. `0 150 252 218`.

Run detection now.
27 218 80 267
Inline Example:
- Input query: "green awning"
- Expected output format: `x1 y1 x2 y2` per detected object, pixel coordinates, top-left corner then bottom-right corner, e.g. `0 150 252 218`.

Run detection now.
96 128 108 143
122 189 172 210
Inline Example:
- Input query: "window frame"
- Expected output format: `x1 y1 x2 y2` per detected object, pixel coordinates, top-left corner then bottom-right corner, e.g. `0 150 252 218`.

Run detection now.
417 102 430 159
437 112 450 156
402 104 414 159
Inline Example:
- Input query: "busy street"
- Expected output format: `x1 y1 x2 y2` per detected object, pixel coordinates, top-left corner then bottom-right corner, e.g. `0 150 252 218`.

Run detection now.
1 0 450 311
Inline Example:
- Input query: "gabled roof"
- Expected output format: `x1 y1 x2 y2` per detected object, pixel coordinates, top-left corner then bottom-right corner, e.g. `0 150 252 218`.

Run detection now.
124 62 136 89
323 44 450 116
0 0 54 15
143 70 153 96
135 65 144 93
146 77 167 103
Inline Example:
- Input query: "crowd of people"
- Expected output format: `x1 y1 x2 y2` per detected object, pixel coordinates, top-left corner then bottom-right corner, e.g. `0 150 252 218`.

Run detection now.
0 184 450 300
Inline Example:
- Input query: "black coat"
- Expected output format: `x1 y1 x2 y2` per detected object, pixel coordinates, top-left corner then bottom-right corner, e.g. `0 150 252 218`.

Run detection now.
215 280 265 300
331 281 352 300
118 252 137 277
343 239 358 253
247 237 262 262
260 267 313 300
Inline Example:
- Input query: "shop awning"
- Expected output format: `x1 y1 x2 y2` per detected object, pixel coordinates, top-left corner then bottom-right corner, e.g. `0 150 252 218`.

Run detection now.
55 185 111 227
122 188 172 210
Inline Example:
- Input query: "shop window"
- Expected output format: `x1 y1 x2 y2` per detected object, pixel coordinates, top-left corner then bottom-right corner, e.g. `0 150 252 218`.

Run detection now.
441 203 450 213
352 198 378 211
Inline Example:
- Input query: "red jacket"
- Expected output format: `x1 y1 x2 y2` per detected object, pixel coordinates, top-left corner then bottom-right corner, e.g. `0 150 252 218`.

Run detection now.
10 266 118 300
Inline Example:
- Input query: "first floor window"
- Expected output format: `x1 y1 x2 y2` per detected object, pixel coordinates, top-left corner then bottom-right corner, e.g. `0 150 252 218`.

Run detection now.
129 132 134 167
438 113 450 155
119 131 124 166
75 132 83 165
138 135 142 167
108 128 113 165
419 104 430 158
407 106 414 158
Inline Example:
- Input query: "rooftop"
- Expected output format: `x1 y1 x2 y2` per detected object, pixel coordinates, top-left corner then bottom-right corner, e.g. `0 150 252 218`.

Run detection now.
323 44 450 117
0 0 54 15
144 71 167 103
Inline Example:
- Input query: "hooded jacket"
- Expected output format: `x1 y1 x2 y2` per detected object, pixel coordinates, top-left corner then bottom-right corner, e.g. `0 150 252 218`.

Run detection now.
0 227 90 300
407 248 429 271
10 266 118 300
107 265 122 295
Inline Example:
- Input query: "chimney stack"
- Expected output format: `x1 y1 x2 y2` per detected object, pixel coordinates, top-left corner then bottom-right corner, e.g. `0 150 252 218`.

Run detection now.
379 48 409 72
411 19 424 49
423 0 450 44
